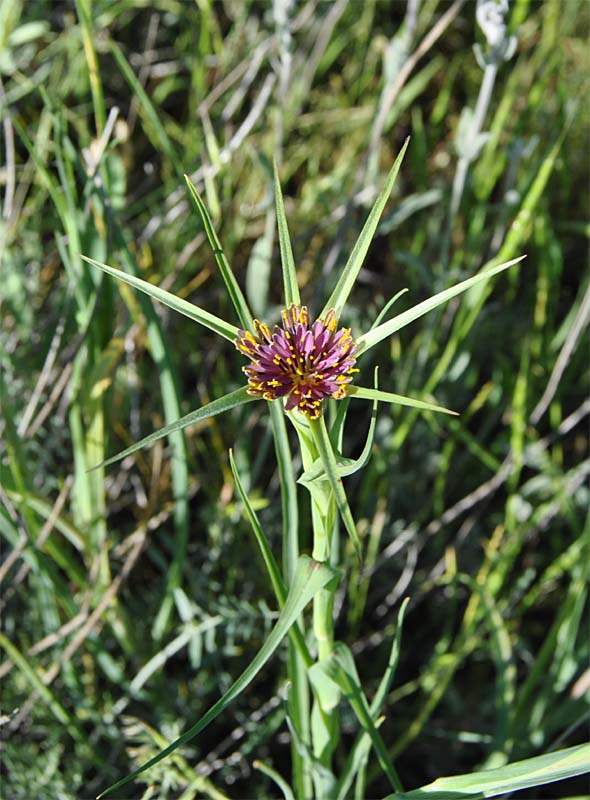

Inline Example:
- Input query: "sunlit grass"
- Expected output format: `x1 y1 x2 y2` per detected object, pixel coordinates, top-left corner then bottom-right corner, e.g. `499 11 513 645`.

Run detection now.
1 1 588 798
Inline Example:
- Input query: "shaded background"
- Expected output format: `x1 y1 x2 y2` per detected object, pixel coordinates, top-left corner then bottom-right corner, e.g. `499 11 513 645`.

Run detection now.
1 1 588 798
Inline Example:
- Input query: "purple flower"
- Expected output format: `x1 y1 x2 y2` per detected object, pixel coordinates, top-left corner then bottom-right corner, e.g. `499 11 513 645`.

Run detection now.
235 304 358 419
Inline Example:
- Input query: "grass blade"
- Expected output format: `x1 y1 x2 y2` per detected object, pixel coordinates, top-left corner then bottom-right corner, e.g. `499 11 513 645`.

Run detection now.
336 599 410 800
97 554 340 798
310 643 403 792
253 760 296 800
94 387 254 470
81 255 240 341
0 633 80 739
274 159 301 307
369 288 409 331
184 174 254 331
320 138 409 320
356 256 526 354
267 401 311 797
383 744 590 799
109 39 179 171
346 385 457 416
229 449 312 668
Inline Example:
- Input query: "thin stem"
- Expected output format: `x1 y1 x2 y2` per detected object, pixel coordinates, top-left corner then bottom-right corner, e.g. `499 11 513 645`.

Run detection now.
313 586 335 661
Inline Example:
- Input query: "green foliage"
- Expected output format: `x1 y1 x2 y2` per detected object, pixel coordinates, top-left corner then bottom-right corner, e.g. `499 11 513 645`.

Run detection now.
2 1 588 798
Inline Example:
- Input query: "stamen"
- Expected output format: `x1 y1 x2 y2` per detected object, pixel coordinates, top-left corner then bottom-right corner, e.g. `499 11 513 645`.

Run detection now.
235 305 358 417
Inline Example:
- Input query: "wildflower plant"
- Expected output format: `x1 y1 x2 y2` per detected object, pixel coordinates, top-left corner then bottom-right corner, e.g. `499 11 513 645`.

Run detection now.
84 141 528 799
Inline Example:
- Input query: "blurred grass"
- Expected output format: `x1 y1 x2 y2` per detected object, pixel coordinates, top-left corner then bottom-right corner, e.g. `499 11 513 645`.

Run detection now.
1 1 588 798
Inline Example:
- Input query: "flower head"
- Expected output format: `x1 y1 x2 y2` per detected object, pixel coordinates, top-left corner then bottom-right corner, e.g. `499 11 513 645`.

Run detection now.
235 304 358 418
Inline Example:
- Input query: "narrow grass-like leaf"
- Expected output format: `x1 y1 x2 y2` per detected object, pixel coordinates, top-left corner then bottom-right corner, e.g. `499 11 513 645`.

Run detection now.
268 402 299 583
383 744 590 799
347 385 457 416
369 288 409 331
184 174 254 331
97 555 340 798
328 396 351 449
107 220 191 641
320 138 409 320
336 598 410 800
311 643 403 791
229 449 312 668
368 598 409 717
0 632 80 738
356 256 526 354
300 369 380 483
93 387 254 471
75 0 106 134
267 401 310 797
455 574 515 755
110 40 179 171
274 159 301 307
253 760 296 800
81 255 240 341
308 415 361 559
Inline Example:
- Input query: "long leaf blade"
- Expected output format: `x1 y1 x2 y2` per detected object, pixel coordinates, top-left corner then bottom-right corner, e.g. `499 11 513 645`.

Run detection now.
336 599 409 800
308 416 362 559
109 40 178 170
310 643 403 791
94 387 254 470
299 368 381 484
346 385 457 416
274 159 301 307
97 555 339 798
228 449 313 668
383 744 590 799
81 255 240 341
320 138 409 320
356 256 526 354
184 174 254 331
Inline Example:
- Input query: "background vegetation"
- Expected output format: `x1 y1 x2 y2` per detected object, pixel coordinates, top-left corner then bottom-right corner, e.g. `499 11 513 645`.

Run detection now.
1 0 588 798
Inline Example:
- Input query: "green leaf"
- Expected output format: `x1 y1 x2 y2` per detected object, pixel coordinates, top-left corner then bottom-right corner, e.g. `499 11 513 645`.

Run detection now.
253 760 296 800
268 401 299 583
97 555 340 798
369 288 409 331
110 40 179 172
328 395 351 449
81 255 240 341
368 597 409 717
308 416 362 560
336 599 410 800
320 138 409 320
356 256 526 354
93 387 254 471
311 643 403 792
308 660 342 713
184 174 254 331
346 385 457 416
0 633 81 741
229 449 312 668
299 369 380 484
274 159 301 307
383 744 590 799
